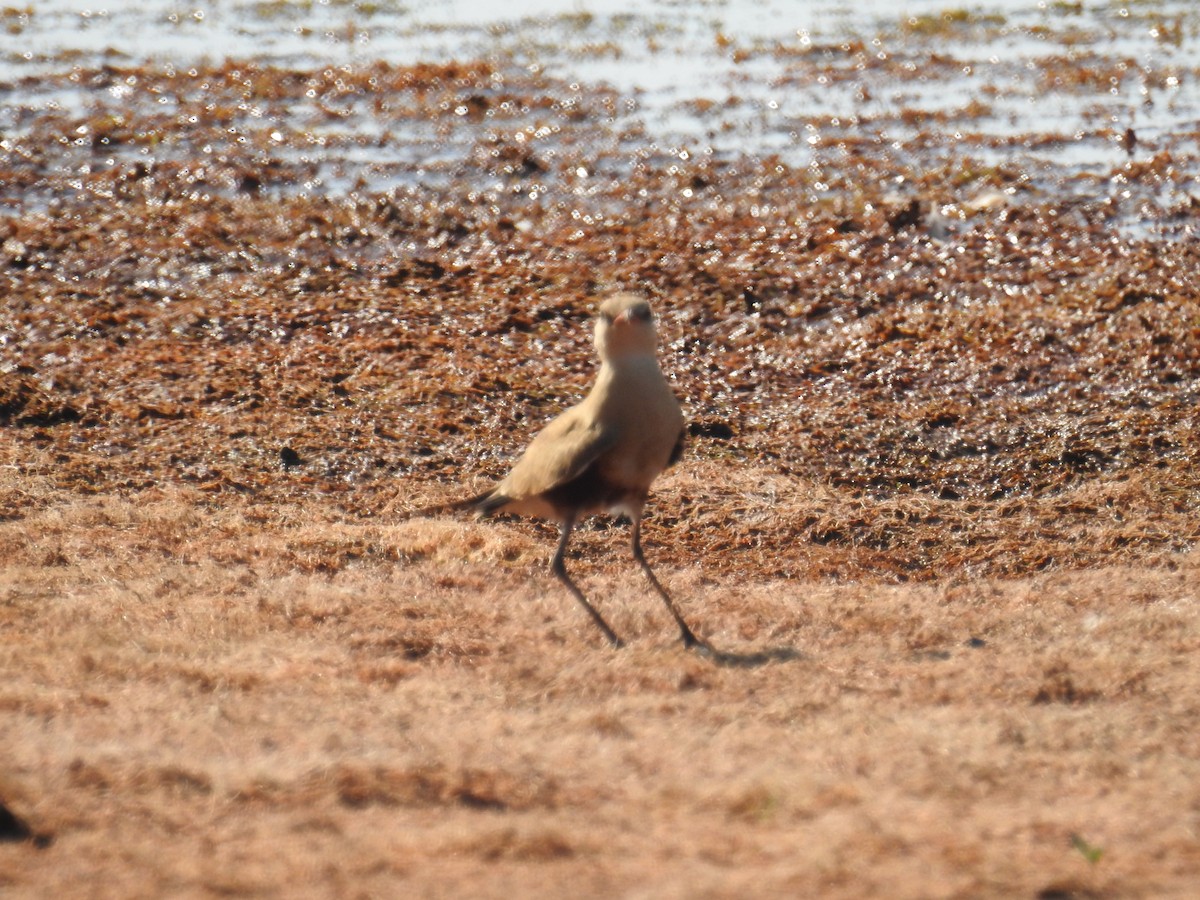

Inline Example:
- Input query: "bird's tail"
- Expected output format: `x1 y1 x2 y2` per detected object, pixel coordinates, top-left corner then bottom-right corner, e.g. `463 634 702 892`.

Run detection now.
405 488 509 520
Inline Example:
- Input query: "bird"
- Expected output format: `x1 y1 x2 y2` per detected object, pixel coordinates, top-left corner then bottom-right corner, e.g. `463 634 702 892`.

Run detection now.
1121 127 1137 156
431 292 706 650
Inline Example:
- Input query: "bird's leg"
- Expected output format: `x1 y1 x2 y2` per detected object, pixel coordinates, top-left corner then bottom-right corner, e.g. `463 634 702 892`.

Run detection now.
630 515 707 650
552 517 625 648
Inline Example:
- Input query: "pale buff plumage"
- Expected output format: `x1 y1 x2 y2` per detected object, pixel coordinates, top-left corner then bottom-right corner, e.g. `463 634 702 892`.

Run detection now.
447 293 704 649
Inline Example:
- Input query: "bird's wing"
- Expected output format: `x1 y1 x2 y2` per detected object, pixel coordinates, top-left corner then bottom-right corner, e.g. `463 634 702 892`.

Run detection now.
499 405 619 500
666 426 686 468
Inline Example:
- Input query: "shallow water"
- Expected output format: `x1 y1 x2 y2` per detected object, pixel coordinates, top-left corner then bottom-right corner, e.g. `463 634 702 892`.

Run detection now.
2 1 1199 235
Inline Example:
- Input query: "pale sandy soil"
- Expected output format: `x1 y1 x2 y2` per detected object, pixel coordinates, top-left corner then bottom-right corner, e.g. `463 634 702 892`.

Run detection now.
2 468 1198 898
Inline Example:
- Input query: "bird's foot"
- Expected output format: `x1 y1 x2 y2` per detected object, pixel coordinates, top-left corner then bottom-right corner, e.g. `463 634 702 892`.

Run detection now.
680 629 715 655
598 626 626 649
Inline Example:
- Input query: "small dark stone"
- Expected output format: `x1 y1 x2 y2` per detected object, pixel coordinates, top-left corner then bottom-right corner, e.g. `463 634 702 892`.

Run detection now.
886 197 923 231
279 446 303 469
688 420 734 440
0 804 30 841
0 801 48 846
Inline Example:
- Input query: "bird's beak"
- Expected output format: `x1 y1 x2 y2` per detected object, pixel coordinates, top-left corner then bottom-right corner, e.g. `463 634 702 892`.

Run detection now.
613 309 632 327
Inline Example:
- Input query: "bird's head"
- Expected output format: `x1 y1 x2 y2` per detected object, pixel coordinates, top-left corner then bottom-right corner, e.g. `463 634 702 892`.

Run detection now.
594 293 658 361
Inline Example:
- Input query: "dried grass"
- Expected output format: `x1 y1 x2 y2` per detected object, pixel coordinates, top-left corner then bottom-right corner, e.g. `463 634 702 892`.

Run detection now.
1 490 1198 897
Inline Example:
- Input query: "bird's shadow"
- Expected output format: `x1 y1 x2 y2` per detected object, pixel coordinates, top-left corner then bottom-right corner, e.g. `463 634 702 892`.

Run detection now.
690 642 806 669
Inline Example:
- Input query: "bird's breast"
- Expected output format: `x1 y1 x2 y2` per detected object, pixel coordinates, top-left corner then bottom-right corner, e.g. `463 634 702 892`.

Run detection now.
592 362 683 490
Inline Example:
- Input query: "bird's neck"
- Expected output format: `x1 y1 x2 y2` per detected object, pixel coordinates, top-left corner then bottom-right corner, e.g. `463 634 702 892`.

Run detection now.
589 354 668 411
597 351 662 379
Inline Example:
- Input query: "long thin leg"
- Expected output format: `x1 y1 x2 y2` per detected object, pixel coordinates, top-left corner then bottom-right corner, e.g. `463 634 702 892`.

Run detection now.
551 516 624 648
631 515 707 650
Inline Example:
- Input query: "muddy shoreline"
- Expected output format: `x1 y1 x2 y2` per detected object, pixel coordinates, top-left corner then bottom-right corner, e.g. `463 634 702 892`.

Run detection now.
3 8 1199 583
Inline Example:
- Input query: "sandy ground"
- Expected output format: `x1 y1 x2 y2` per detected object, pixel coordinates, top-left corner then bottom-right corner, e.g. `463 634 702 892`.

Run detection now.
1 471 1198 898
